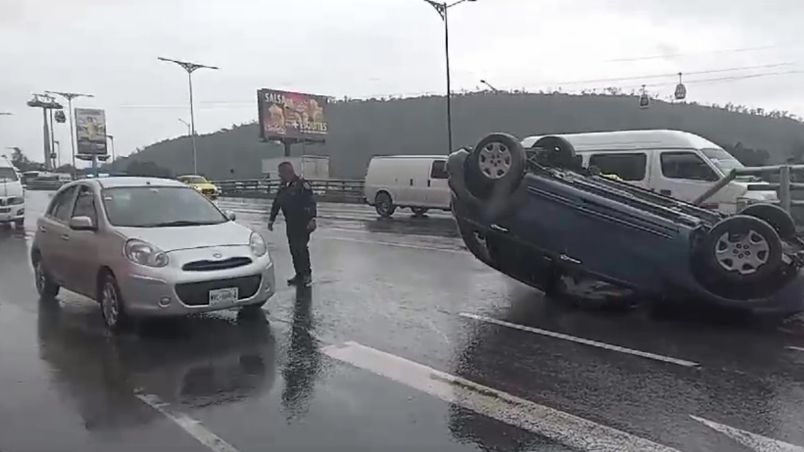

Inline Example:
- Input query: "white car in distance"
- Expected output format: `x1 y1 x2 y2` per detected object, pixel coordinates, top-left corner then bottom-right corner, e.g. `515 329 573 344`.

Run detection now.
31 177 275 331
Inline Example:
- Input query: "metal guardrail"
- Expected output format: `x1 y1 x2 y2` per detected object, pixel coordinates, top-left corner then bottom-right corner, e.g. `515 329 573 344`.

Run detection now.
693 164 804 214
214 179 366 203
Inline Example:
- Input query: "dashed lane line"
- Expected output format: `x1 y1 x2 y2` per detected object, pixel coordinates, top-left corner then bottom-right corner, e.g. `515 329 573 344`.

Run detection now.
691 415 804 451
459 313 700 368
322 341 681 452
135 393 239 452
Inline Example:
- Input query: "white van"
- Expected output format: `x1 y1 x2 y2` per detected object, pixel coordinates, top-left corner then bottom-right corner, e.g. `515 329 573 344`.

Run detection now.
522 130 778 214
364 155 451 217
0 157 25 229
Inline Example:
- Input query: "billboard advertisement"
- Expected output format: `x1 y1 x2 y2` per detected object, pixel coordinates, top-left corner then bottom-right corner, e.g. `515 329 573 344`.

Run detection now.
257 89 328 142
75 108 108 155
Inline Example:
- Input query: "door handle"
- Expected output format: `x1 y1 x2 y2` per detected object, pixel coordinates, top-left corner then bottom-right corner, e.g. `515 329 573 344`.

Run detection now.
427 180 431 187
38 226 47 233
60 234 70 241
490 224 509 233
409 179 414 186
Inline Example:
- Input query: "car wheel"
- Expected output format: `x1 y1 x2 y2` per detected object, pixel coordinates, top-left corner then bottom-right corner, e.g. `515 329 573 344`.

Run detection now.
34 258 60 299
740 203 797 240
411 207 428 217
99 272 129 332
699 215 783 286
465 133 526 200
13 219 24 230
530 135 579 170
375 192 396 218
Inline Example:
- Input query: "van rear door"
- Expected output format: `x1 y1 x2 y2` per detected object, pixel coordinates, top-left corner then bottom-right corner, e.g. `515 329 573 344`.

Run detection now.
651 150 721 204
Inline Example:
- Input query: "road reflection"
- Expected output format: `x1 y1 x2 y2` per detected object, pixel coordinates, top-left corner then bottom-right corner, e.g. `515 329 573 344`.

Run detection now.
281 287 322 421
37 301 276 431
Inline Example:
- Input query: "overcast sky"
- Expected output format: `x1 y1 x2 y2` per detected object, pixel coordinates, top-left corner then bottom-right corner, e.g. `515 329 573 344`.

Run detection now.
1 0 803 165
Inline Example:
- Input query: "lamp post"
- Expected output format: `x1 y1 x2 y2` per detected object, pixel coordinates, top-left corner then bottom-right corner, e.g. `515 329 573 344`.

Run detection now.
422 0 477 154
480 79 499 93
158 57 219 175
26 94 63 171
178 118 191 136
44 91 94 176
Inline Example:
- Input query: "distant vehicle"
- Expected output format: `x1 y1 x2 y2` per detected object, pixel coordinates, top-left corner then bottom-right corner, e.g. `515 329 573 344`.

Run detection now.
178 175 220 199
0 157 25 229
262 155 330 180
21 170 41 187
521 130 778 214
364 155 451 217
449 133 804 315
31 177 275 331
26 173 71 191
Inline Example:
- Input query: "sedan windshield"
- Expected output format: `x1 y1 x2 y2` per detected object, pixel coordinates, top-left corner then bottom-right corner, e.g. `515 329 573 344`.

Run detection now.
102 186 226 227
0 168 18 181
181 176 208 184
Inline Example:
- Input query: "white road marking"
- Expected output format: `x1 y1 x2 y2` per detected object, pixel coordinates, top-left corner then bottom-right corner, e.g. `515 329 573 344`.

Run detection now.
135 393 239 452
691 415 804 452
322 341 680 452
319 235 465 254
459 313 700 368
786 346 804 353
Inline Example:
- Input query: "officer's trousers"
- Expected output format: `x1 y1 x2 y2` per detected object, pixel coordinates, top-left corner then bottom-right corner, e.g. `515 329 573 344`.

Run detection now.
286 226 311 277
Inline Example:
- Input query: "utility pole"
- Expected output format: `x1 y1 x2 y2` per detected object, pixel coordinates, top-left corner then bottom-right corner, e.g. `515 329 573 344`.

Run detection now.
423 0 477 154
158 57 219 175
45 91 94 175
54 140 61 168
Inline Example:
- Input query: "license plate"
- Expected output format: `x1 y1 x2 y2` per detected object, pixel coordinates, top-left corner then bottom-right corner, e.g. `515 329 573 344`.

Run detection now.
209 287 238 305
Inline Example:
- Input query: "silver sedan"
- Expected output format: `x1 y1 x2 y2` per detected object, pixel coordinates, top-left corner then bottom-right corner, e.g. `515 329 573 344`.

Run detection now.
31 177 275 331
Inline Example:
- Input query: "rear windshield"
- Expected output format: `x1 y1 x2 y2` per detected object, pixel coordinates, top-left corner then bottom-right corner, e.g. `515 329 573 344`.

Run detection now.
0 168 19 181
101 186 226 227
181 176 208 184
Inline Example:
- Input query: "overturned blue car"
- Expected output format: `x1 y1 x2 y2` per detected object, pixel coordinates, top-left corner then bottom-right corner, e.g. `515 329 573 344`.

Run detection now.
448 133 804 315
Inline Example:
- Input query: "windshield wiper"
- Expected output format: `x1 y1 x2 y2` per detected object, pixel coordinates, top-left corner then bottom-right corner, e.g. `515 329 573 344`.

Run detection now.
143 220 220 228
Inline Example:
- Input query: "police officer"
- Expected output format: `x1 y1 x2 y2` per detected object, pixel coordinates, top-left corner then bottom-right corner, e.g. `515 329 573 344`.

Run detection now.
268 162 317 287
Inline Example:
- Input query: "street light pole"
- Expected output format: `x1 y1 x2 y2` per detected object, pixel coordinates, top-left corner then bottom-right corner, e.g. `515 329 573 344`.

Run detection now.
178 118 191 136
45 91 94 175
423 0 476 154
480 79 500 93
158 57 219 175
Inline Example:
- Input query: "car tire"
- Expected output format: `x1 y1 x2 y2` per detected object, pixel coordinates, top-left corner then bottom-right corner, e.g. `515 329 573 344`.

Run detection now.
530 135 579 170
740 203 797 240
698 215 783 286
375 192 395 218
33 257 60 299
13 219 24 230
465 133 526 200
99 272 130 333
411 207 428 217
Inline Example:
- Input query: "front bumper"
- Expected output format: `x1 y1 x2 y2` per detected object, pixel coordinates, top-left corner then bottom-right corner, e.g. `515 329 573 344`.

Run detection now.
0 205 25 222
116 248 275 317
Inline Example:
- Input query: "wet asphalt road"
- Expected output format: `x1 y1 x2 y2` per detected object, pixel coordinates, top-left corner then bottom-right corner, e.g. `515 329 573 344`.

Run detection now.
2 192 804 451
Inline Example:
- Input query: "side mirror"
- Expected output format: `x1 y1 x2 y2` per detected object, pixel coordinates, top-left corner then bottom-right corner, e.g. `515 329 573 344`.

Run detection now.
69 216 96 231
225 210 236 221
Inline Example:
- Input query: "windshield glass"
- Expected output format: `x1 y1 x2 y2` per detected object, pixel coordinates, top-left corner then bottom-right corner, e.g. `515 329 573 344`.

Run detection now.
702 148 744 173
101 186 226 227
0 168 19 181
181 176 208 184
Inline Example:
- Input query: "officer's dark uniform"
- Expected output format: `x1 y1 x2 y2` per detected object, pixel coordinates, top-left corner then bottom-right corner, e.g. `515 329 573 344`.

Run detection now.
269 176 317 280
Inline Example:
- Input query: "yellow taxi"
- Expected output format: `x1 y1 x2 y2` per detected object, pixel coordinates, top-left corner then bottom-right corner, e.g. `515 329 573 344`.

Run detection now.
178 175 220 199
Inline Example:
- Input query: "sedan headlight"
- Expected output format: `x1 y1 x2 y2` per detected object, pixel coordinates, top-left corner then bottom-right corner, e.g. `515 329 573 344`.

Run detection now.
249 231 267 257
124 239 169 267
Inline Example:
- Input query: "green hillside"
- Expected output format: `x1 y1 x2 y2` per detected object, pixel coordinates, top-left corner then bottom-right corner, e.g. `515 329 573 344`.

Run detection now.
111 92 804 180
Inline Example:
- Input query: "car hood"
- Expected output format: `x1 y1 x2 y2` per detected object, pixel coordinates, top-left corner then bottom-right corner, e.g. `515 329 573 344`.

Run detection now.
0 179 23 198
116 221 253 252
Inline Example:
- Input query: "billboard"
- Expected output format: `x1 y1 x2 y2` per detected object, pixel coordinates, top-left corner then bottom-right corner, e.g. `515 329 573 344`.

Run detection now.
75 108 108 155
257 89 328 142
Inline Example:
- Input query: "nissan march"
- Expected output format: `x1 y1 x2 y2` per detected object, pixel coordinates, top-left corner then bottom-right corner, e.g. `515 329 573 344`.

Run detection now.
31 177 275 331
